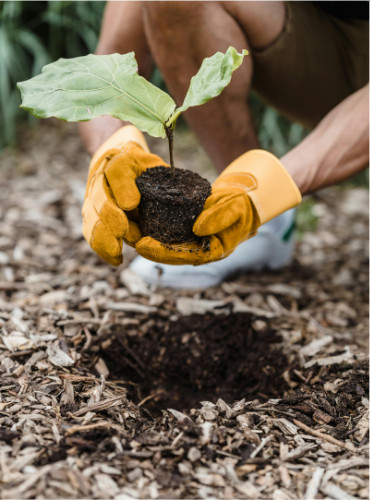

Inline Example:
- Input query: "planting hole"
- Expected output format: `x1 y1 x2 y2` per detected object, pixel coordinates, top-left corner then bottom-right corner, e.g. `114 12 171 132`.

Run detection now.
93 313 289 416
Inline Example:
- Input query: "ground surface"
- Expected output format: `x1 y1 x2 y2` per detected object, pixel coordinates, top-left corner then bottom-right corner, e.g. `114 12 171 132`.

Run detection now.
0 121 368 499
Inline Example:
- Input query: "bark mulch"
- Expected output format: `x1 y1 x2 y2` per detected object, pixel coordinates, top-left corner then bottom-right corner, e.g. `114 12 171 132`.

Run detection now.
0 121 368 499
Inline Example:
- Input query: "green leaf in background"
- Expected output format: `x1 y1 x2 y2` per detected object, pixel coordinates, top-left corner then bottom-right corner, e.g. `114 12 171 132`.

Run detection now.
167 47 248 127
18 52 176 138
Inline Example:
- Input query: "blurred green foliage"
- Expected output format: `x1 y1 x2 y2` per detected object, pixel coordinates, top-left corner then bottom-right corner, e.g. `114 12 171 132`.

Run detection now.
249 92 310 157
0 0 105 148
1 0 352 170
295 198 319 239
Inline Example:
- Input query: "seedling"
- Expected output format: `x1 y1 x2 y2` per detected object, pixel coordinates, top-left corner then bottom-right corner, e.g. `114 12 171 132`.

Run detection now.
18 47 248 244
18 47 247 171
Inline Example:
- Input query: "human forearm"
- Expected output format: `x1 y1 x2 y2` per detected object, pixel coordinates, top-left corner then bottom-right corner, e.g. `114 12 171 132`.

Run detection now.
79 1 153 156
280 85 369 195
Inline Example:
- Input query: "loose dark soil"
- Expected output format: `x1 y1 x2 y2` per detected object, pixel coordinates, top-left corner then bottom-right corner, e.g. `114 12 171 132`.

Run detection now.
94 313 288 415
136 166 211 244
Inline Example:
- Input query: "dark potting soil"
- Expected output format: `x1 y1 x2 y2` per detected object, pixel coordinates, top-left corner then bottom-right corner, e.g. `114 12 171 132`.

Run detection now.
95 312 289 415
136 166 211 244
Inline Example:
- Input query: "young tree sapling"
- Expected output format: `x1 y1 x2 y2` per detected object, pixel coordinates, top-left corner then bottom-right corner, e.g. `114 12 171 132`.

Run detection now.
18 47 248 244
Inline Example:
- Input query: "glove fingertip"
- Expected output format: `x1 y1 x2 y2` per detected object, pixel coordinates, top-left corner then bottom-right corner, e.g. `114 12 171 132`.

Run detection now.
99 202 129 238
105 157 141 210
90 221 123 266
105 254 123 267
125 221 142 247
135 237 161 263
193 214 224 236
114 182 141 211
135 235 156 251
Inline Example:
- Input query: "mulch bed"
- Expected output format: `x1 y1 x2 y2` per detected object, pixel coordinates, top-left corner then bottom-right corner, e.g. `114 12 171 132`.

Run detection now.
0 121 368 499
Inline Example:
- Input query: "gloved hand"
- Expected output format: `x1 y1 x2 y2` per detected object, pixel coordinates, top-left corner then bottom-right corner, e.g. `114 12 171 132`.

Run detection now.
136 150 302 265
82 125 169 265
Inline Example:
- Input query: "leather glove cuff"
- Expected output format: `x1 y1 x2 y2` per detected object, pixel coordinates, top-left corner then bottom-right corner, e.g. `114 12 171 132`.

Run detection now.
217 149 302 224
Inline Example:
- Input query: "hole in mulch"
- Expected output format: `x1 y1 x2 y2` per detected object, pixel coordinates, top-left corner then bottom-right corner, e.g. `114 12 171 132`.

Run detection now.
93 313 290 416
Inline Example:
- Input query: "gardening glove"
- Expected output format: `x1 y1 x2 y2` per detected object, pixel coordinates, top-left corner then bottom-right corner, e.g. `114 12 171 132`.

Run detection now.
136 150 302 265
82 125 169 266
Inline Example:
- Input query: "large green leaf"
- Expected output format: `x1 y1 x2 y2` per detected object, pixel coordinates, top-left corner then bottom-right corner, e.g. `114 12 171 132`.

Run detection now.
167 47 248 127
18 52 176 138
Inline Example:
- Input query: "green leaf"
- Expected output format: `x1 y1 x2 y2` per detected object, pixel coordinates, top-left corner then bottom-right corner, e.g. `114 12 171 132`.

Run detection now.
18 52 176 138
167 47 248 127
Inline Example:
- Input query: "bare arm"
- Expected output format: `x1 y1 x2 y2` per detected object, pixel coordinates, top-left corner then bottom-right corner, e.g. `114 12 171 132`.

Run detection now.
79 1 153 155
281 85 369 195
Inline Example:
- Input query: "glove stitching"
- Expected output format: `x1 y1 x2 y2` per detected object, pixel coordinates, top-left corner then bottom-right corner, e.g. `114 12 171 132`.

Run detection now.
91 147 120 175
248 192 265 222
86 169 99 200
100 199 123 237
119 140 145 152
89 219 102 249
239 230 258 243
216 172 257 189
215 182 255 193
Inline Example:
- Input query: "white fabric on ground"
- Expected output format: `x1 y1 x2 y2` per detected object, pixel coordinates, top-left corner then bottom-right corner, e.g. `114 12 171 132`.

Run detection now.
129 209 296 289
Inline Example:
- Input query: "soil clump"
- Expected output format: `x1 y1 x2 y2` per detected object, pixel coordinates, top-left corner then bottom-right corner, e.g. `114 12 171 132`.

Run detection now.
136 166 211 244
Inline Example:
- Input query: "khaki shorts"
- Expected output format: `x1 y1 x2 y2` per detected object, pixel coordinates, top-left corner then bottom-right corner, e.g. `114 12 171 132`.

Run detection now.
252 1 369 128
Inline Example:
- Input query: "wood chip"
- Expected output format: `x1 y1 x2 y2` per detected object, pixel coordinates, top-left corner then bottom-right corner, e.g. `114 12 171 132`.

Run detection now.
293 419 357 452
72 395 126 416
304 346 353 368
300 335 333 357
47 343 74 367
321 481 359 500
304 467 324 499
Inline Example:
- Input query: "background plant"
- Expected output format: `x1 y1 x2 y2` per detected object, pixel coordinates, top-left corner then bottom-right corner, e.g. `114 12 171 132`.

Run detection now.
0 0 104 148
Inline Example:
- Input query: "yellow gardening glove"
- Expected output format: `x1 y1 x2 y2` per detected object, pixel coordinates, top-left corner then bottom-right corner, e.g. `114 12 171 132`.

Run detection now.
136 150 302 265
82 125 169 265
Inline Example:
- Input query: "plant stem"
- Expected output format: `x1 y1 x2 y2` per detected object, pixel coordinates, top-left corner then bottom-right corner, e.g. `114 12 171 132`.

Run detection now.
165 126 175 175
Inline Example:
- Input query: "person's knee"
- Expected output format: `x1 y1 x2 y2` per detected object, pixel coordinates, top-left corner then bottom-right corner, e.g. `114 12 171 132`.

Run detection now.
222 1 286 50
142 1 193 20
141 0 250 96
141 1 213 31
